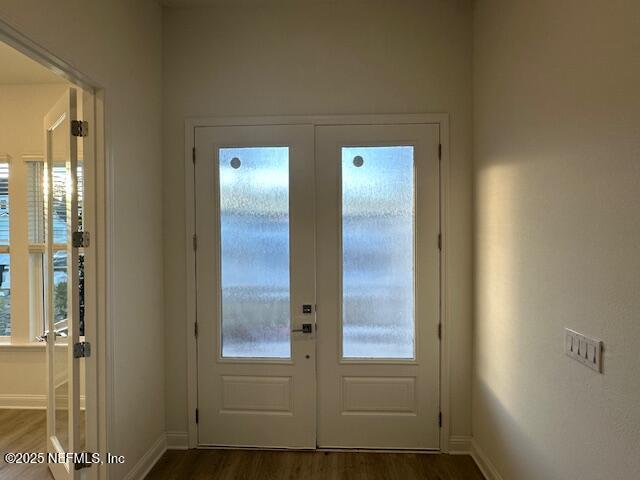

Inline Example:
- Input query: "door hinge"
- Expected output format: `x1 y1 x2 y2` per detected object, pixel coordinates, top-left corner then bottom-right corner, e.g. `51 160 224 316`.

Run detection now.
71 120 89 137
192 147 196 163
438 233 442 251
72 231 90 248
438 143 442 160
194 322 198 338
438 323 442 340
192 234 198 251
73 341 91 359
195 408 199 424
439 412 442 428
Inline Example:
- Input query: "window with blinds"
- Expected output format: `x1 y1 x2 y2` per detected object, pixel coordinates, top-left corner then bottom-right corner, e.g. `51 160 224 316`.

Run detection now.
27 161 45 244
0 162 10 336
27 161 85 336
77 162 84 230
28 162 83 243
52 165 67 244
0 162 9 246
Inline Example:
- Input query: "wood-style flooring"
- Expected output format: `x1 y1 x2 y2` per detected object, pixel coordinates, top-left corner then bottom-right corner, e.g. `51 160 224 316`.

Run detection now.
0 409 52 480
146 449 484 480
1 409 484 480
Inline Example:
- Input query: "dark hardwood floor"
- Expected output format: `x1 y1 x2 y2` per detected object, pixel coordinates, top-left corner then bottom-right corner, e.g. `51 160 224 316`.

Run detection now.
146 449 484 480
1 409 484 480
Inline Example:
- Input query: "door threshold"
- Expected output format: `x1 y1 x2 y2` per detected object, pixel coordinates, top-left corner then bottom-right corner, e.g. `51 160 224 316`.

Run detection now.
317 447 440 454
196 445 441 454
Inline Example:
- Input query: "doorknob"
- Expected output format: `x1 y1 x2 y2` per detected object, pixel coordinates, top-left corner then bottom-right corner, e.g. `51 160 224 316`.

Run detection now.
292 323 313 334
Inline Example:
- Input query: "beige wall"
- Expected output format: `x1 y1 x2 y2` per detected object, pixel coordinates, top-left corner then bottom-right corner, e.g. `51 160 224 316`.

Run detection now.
473 1 640 479
0 2 165 479
163 0 474 441
0 83 66 401
0 84 68 340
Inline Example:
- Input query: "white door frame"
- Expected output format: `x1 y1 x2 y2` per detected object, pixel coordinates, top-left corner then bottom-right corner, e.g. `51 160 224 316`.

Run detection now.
185 113 452 452
0 18 110 480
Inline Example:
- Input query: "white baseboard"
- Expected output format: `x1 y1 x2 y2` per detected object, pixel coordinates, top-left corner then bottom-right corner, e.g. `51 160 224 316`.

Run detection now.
448 435 472 454
166 431 189 450
471 439 504 480
0 394 47 409
123 433 167 480
0 394 86 410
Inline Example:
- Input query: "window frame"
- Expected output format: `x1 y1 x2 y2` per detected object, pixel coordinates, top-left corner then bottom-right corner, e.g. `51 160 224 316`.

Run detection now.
26 156 84 341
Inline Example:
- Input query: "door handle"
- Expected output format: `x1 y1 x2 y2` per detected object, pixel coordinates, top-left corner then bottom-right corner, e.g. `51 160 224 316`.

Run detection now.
292 323 313 334
36 331 55 342
36 328 67 342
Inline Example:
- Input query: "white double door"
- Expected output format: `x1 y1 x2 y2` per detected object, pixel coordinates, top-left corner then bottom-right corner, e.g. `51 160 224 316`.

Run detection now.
195 122 440 450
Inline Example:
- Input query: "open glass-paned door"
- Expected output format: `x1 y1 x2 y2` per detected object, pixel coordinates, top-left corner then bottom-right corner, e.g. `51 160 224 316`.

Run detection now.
44 87 81 480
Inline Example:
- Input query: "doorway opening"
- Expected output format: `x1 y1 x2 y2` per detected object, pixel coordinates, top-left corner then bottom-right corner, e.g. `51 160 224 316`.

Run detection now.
0 27 105 480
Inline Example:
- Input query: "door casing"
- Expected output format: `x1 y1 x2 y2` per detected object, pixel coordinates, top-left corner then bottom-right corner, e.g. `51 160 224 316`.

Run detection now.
184 113 452 451
0 17 108 480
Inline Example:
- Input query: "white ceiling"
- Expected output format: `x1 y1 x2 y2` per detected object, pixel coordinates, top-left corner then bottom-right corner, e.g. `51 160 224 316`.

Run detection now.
0 41 66 84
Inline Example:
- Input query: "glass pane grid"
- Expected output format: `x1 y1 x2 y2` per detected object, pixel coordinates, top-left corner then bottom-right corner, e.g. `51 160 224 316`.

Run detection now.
341 146 415 359
219 147 291 359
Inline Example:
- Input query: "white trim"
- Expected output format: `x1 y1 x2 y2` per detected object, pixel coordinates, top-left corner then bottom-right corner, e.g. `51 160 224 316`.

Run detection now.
0 342 46 350
21 153 44 162
187 113 447 128
0 394 87 410
471 439 503 480
437 119 452 452
0 394 46 409
0 18 98 92
185 113 452 451
166 431 189 450
447 435 472 454
185 121 198 448
122 433 167 480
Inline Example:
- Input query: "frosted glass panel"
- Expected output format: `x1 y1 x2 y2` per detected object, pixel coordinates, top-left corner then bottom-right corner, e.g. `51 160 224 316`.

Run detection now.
342 146 415 359
219 147 291 358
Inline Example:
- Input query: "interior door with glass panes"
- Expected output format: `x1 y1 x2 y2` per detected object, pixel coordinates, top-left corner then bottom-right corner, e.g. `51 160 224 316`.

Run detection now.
316 124 441 449
44 88 82 479
195 125 316 447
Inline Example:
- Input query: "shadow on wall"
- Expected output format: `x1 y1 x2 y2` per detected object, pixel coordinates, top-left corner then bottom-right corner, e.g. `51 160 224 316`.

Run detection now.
474 378 556 480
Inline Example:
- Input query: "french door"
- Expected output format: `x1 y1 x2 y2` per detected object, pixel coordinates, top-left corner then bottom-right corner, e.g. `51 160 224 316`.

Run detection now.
194 121 440 449
195 125 317 448
315 124 440 449
44 88 82 479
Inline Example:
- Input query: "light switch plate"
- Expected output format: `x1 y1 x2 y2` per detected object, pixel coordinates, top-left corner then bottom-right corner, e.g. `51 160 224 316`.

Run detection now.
565 328 603 373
